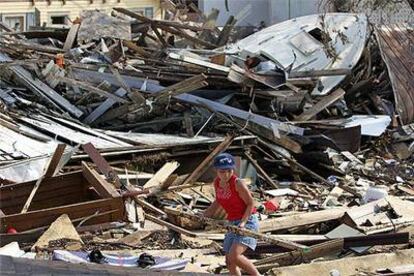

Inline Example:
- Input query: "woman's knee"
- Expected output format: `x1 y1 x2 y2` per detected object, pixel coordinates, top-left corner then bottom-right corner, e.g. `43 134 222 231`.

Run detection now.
228 251 241 264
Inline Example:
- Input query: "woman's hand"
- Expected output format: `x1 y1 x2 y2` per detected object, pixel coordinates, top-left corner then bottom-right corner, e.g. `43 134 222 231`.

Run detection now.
239 221 246 228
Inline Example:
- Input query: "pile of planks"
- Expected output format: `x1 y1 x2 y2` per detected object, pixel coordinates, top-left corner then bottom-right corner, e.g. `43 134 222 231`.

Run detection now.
0 3 414 275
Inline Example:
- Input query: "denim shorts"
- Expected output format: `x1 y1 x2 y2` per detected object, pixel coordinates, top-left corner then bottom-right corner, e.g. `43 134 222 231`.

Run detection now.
223 215 259 253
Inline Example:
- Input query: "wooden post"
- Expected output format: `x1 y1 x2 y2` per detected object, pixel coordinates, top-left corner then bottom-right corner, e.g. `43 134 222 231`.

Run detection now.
244 151 279 189
182 135 235 186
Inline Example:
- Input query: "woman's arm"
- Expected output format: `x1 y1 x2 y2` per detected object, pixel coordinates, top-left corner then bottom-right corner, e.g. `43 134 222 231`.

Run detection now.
235 179 255 227
203 200 220 218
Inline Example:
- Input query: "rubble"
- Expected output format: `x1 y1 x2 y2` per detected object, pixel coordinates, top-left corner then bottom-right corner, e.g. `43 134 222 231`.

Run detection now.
0 2 413 275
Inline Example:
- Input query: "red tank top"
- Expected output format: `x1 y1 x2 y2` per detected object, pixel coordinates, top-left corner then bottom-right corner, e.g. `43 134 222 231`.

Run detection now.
214 174 247 221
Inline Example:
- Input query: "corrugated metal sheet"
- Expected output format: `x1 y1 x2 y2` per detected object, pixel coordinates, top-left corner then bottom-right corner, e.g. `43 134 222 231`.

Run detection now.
375 24 414 125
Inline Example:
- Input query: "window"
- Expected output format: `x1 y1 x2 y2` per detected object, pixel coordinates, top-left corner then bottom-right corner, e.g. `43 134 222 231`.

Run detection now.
2 14 25 31
48 12 69 26
144 7 154 18
131 7 154 18
51 15 66 25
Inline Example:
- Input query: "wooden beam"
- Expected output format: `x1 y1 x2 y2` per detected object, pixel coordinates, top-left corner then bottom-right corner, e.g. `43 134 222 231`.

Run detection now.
168 52 230 72
57 76 129 104
145 213 197 237
296 88 346 121
82 162 120 198
83 88 127 125
43 144 67 178
0 53 83 118
123 185 166 217
143 161 179 189
269 248 414 275
21 144 66 214
3 198 124 232
216 15 237 46
165 208 309 251
81 143 122 188
244 152 279 189
63 24 79 52
182 135 235 186
254 239 344 268
122 40 151 58
114 7 208 32
151 24 169 47
259 208 347 232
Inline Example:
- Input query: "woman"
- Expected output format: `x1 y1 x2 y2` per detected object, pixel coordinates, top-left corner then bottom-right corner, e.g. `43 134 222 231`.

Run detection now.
203 153 260 276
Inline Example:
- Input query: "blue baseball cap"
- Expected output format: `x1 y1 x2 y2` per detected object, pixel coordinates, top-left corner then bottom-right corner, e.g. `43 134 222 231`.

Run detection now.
213 153 235 170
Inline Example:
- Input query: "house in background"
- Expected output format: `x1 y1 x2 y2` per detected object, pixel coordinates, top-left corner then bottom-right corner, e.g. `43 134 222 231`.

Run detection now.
0 0 161 31
198 0 413 28
198 0 327 28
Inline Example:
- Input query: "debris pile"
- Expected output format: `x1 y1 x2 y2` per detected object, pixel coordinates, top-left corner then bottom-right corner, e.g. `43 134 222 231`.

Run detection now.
1 3 414 275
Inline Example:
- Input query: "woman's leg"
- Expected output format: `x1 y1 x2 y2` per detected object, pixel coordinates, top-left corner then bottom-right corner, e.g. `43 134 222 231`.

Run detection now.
226 254 241 276
228 243 260 276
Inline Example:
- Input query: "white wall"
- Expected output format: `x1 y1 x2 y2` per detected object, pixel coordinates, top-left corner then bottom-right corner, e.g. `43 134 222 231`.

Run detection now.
269 0 328 24
199 0 270 27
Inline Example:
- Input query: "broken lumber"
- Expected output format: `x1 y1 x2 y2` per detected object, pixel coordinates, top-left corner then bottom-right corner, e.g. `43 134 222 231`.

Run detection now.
270 249 414 275
21 144 66 214
63 24 80 52
82 143 122 188
145 213 197 237
255 239 344 269
259 208 347 232
296 88 346 121
143 161 180 189
164 208 309 251
81 162 120 198
182 134 234 186
244 152 279 188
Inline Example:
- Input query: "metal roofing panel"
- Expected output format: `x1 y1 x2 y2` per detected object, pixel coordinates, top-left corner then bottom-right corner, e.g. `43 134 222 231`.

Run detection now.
375 24 414 125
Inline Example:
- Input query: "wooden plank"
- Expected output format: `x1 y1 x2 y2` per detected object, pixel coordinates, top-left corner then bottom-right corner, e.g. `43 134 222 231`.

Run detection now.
168 52 230 72
216 15 236 46
63 23 80 52
165 208 308 251
270 248 414 275
159 25 217 48
1 197 124 232
83 88 127 125
143 161 179 189
0 172 83 201
259 208 347 232
296 88 346 121
397 186 414 196
182 135 234 186
145 213 197 237
136 205 145 226
21 144 66 214
122 40 151 58
82 162 120 198
57 76 129 103
44 144 66 178
288 69 351 78
131 195 166 217
254 239 344 268
0 53 83 118
81 143 122 188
